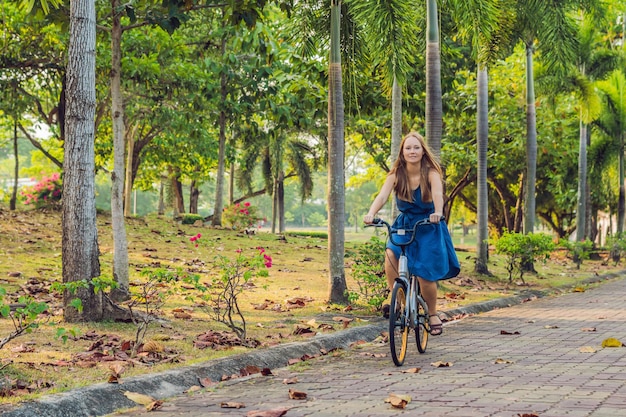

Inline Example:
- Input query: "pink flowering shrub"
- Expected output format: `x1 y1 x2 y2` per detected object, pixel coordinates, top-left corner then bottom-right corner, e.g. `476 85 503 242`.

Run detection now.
222 201 261 230
20 173 62 208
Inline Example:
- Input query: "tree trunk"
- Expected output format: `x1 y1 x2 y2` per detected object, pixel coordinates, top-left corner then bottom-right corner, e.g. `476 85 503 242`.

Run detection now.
123 123 138 218
618 140 625 235
327 0 347 304
158 178 165 215
425 0 442 160
189 180 199 214
575 119 588 243
170 169 185 216
109 0 129 301
229 163 235 206
212 34 228 227
63 0 103 322
10 117 18 211
271 180 278 234
390 76 402 220
475 66 490 274
278 171 285 233
523 44 537 236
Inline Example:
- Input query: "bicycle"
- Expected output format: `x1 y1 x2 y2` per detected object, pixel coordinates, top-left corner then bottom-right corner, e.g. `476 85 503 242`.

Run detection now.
367 217 440 366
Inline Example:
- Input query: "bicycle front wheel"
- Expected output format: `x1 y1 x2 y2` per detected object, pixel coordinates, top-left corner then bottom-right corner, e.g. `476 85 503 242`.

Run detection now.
415 297 429 353
389 281 409 366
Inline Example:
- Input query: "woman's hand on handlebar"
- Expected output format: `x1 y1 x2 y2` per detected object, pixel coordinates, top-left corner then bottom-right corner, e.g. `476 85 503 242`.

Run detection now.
429 212 443 224
363 214 376 224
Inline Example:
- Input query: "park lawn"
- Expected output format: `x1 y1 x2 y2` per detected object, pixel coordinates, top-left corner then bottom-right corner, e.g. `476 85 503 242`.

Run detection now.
0 208 624 406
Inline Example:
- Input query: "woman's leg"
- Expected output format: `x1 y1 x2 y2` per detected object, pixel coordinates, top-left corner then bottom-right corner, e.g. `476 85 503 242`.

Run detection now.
384 249 399 291
418 278 443 335
381 249 399 318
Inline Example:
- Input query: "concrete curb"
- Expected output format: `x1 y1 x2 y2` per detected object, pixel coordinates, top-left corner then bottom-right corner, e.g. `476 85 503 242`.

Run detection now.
2 271 624 417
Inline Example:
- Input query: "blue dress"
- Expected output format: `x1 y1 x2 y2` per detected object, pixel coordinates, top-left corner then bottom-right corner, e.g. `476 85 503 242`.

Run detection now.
386 187 460 282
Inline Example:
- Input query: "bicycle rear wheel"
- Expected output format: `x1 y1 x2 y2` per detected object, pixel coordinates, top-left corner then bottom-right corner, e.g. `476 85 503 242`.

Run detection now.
389 281 409 366
415 297 429 353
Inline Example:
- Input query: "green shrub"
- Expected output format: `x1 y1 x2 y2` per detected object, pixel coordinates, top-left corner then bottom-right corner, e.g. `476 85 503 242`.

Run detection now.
286 231 328 239
606 233 626 265
346 236 388 310
180 214 204 225
494 231 555 283
559 238 594 269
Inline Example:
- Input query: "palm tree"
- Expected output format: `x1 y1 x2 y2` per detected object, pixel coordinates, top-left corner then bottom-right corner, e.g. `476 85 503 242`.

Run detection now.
238 132 316 234
595 70 626 235
511 0 600 236
327 0 347 304
570 12 616 242
447 0 513 274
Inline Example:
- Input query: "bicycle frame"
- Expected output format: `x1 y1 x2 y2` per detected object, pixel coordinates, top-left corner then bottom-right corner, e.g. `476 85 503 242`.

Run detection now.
367 217 440 364
393 224 429 334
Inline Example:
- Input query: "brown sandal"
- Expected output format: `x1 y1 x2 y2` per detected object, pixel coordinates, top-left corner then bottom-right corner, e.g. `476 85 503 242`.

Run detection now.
429 316 443 336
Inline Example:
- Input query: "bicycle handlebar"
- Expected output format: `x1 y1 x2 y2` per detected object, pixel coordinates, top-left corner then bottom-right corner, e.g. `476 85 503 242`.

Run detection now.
365 216 444 248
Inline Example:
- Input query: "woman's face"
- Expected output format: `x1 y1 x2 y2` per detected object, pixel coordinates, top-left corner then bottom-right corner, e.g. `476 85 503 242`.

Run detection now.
402 135 423 164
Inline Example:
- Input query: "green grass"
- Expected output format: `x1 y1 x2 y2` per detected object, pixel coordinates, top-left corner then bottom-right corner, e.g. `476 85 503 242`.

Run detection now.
0 208 624 406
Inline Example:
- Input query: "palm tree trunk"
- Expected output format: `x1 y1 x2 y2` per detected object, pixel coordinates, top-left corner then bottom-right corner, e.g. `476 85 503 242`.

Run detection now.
475 66 489 274
425 0 442 160
327 0 347 304
390 76 402 220
523 44 537 236
575 119 588 242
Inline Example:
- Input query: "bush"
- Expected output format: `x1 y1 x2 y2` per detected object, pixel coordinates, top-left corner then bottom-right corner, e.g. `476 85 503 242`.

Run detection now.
180 214 204 225
222 202 261 230
559 238 594 269
606 233 626 265
20 173 62 208
494 231 555 283
346 236 389 310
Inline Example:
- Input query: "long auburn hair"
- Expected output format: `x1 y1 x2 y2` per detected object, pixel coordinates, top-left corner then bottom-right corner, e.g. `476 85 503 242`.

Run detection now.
388 132 442 203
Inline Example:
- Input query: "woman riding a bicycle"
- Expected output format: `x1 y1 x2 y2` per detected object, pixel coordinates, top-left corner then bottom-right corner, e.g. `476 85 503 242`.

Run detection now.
364 132 460 336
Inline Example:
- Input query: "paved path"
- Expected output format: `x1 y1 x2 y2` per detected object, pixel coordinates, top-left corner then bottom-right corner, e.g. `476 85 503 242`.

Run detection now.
109 277 626 417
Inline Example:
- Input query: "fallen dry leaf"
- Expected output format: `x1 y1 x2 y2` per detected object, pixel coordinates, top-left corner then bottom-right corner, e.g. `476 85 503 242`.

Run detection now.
199 377 215 387
580 346 597 353
221 401 245 409
282 377 298 384
494 358 514 364
544 325 559 329
385 393 411 409
246 408 289 417
123 391 157 406
431 361 453 367
145 400 164 411
573 286 586 292
288 389 307 400
173 311 192 320
240 365 262 376
500 330 521 335
517 414 539 417
184 385 202 393
401 367 420 373
581 327 596 332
